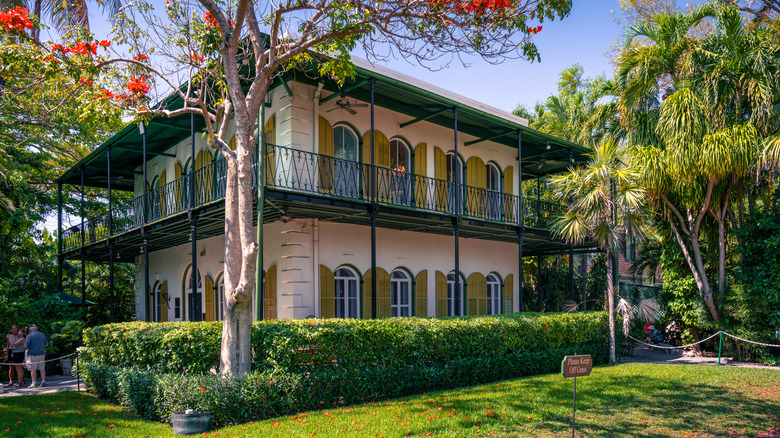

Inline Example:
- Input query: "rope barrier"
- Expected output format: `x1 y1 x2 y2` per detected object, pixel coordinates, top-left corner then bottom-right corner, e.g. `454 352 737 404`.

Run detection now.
722 332 780 349
625 331 723 350
0 352 77 367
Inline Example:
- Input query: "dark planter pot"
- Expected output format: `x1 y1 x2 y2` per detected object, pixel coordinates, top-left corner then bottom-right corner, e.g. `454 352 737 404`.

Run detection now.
171 411 211 435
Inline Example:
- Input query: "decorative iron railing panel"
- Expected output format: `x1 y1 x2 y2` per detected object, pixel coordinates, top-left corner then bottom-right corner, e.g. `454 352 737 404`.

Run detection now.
61 143 565 252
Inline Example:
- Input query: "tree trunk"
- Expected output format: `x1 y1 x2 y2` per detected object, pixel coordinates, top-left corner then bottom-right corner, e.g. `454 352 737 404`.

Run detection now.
668 220 720 322
717 216 726 303
579 254 587 309
219 112 259 379
607 251 616 364
32 0 41 42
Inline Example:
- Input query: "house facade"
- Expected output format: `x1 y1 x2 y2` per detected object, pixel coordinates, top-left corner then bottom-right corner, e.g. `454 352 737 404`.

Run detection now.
56 59 592 322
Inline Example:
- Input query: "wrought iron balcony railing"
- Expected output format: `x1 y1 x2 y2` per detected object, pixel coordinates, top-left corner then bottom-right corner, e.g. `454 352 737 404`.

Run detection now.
61 144 564 253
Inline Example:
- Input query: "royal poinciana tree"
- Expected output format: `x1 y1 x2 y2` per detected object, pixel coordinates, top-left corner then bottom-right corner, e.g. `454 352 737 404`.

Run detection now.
3 0 573 378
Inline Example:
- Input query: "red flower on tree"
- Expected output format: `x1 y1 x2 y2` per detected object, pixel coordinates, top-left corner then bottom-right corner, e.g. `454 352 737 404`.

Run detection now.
98 40 111 49
133 53 149 61
126 77 151 96
0 6 34 34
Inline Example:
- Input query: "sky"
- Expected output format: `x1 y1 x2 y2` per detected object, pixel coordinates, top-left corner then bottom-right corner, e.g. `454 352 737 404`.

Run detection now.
378 1 624 112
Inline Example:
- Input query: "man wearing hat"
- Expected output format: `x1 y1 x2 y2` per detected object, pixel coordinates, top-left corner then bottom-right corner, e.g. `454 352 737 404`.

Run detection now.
24 324 48 388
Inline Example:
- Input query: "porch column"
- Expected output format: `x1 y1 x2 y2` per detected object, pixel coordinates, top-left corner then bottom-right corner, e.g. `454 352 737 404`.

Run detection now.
189 112 200 322
255 102 265 321
141 122 150 322
568 148 574 302
370 78 377 319
107 145 115 322
57 182 62 295
536 176 541 228
517 130 523 312
80 167 86 308
453 106 461 315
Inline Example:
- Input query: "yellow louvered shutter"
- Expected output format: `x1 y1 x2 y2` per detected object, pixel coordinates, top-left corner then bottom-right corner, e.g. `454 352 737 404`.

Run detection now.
415 270 428 317
434 147 447 211
504 274 514 314
228 136 236 151
413 143 427 209
264 266 277 320
318 117 334 193
195 150 214 204
467 273 487 316
320 265 335 318
174 162 183 211
363 268 391 318
466 156 486 218
204 275 215 322
161 280 168 322
435 270 447 317
362 130 390 201
504 166 514 222
264 115 276 186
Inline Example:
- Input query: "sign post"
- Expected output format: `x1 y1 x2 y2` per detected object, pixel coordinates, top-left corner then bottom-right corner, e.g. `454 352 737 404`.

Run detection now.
561 354 592 438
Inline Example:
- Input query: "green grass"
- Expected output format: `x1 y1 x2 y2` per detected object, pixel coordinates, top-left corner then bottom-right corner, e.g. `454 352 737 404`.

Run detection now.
1 363 778 437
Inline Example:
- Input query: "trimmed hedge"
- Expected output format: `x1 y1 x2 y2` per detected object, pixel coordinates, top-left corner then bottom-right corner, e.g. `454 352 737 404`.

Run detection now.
81 312 611 425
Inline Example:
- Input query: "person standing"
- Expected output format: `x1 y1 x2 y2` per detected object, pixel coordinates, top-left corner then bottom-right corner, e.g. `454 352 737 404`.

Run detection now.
7 326 25 387
24 324 48 388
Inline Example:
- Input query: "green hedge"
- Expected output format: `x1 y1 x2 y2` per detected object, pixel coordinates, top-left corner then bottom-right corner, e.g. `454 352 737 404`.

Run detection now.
82 312 610 374
81 312 610 426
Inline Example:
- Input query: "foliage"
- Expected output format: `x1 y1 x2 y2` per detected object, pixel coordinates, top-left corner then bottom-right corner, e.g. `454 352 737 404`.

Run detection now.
81 312 611 375
586 253 608 310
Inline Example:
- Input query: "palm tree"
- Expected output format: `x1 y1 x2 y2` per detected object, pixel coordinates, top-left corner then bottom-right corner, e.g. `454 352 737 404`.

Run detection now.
550 139 648 364
0 0 124 40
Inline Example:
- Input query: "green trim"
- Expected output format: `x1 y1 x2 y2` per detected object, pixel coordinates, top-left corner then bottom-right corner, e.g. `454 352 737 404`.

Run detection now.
279 76 293 97
464 129 517 146
399 107 449 128
319 79 369 104
113 146 176 158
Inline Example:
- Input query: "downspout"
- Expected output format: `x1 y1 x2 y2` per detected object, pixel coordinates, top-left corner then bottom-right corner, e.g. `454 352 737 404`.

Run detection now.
312 84 323 318
313 219 320 318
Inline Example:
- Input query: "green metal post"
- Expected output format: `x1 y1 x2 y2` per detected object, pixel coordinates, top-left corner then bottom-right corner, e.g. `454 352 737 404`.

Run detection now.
718 331 722 366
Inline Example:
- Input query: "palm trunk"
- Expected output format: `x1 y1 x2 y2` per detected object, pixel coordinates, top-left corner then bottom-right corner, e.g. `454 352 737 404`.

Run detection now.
607 251 616 364
717 216 726 302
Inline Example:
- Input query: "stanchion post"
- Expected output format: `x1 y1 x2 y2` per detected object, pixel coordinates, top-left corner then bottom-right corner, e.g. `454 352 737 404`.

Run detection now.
77 351 80 392
571 376 577 438
718 331 723 366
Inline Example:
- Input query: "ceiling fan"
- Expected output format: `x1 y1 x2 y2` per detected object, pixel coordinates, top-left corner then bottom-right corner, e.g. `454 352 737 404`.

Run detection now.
326 94 368 115
524 155 564 171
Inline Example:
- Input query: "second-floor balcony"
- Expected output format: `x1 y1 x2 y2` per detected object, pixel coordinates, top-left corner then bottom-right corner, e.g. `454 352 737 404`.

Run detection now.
62 144 565 253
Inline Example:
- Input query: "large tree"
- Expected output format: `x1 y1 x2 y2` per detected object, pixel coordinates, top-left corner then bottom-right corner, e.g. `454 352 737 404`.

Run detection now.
2 0 575 378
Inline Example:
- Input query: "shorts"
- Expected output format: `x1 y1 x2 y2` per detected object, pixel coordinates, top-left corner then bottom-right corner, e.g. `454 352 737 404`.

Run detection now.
27 355 45 372
10 351 24 364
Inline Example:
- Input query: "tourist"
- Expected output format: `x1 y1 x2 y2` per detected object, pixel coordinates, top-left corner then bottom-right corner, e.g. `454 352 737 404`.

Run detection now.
7 325 25 387
24 324 48 388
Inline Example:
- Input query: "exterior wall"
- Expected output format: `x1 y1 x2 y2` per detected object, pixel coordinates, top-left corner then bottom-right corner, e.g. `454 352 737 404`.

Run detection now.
136 219 520 320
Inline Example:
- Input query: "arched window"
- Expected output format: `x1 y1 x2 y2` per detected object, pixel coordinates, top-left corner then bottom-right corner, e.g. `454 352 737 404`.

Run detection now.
334 126 358 162
152 281 162 322
334 267 359 318
486 163 501 220
487 274 501 315
446 153 463 214
446 153 463 184
447 272 464 316
389 139 411 205
216 274 225 321
390 270 412 317
183 266 203 321
333 126 359 197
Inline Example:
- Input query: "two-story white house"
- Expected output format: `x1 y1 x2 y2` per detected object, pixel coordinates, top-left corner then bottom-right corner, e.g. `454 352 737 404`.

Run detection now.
56 58 591 322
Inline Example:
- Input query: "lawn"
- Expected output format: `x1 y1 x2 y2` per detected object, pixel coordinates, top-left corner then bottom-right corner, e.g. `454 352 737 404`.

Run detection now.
1 363 778 437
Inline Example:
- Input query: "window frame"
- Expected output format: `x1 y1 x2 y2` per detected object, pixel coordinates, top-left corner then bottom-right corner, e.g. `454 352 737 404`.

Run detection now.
390 269 412 317
334 266 360 318
487 274 501 315
446 272 465 316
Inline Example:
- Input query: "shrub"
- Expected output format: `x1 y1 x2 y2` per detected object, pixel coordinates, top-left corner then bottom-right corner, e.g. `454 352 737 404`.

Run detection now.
81 312 611 425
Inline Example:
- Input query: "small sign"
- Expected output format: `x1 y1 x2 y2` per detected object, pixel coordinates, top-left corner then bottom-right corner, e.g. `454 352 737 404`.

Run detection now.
561 354 592 378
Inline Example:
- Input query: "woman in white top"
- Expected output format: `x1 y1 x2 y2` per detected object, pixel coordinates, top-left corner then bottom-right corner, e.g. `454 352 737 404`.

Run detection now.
6 325 25 387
